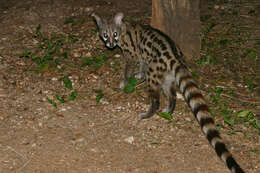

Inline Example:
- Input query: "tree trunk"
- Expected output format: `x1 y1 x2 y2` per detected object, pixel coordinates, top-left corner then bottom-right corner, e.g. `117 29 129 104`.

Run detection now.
151 0 201 60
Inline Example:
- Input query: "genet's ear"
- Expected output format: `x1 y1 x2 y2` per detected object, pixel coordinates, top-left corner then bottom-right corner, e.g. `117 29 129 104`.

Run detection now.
114 12 124 25
91 13 102 29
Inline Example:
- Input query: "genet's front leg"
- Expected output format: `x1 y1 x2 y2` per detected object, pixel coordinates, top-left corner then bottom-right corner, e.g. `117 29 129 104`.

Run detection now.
135 60 147 79
120 56 137 88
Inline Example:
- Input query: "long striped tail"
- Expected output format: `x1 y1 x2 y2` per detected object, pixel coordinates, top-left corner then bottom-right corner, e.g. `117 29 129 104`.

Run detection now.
174 65 245 173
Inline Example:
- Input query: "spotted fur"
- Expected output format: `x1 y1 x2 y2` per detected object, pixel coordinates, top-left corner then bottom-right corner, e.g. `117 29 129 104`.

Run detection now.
92 12 245 173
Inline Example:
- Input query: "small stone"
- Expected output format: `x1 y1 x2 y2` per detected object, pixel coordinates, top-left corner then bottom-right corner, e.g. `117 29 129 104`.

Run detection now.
90 148 98 152
185 117 191 122
100 99 109 105
85 52 92 57
114 54 121 58
84 7 94 13
38 122 43 127
16 61 26 66
124 136 134 144
73 52 81 58
76 138 85 143
116 106 122 110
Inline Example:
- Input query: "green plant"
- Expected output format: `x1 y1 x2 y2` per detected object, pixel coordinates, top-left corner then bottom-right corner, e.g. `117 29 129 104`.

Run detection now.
62 76 73 90
56 94 65 103
200 0 259 137
109 56 121 72
157 112 173 121
20 50 31 58
249 148 258 153
231 9 238 15
219 39 230 46
20 24 79 73
94 89 104 104
47 98 57 108
62 76 78 101
210 87 224 106
123 77 138 94
150 142 160 145
68 90 78 101
191 72 200 80
195 55 217 65
204 23 216 33
236 110 260 133
220 109 234 126
243 48 257 60
64 17 74 25
200 15 212 22
214 87 224 96
245 79 257 90
81 53 107 70
46 76 78 107
248 9 256 16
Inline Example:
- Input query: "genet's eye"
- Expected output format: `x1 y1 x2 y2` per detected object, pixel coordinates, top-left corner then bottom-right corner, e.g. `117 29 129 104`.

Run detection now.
103 33 108 38
113 32 117 37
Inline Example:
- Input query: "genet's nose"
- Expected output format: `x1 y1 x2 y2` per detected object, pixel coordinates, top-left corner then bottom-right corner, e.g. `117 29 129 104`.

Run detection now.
106 41 116 48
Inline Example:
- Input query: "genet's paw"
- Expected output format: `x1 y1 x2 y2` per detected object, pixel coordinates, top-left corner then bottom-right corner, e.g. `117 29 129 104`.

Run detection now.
135 72 144 79
139 113 147 120
119 81 126 89
162 107 169 113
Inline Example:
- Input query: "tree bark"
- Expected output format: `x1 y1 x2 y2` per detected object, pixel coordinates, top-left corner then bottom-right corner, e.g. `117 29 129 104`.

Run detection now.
151 0 201 60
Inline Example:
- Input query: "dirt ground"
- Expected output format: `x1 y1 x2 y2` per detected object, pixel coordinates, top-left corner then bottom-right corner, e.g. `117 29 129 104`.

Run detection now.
0 0 259 173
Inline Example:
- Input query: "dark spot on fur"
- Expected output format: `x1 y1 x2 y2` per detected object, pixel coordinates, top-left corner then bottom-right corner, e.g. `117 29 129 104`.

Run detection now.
159 58 164 64
142 37 147 45
170 59 176 70
150 27 183 60
153 59 158 63
161 45 167 51
163 51 171 59
147 42 152 48
158 74 163 79
160 67 166 72
150 34 156 39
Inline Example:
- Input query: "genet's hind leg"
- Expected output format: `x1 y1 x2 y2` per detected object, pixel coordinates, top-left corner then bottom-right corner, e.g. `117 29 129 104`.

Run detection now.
162 84 177 114
166 86 177 114
139 87 160 120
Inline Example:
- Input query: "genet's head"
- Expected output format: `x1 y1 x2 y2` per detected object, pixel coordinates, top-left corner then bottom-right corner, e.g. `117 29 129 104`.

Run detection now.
92 13 124 49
